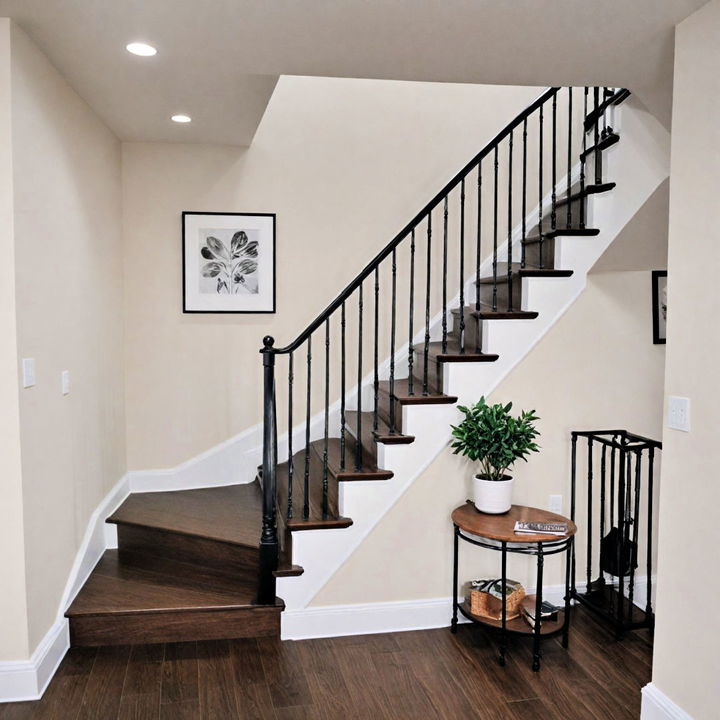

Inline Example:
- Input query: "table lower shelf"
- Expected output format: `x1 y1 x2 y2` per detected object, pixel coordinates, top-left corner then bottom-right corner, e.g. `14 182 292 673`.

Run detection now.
458 598 565 637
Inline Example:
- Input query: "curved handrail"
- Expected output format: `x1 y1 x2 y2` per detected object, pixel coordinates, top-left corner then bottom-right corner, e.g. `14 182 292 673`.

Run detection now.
268 86 562 355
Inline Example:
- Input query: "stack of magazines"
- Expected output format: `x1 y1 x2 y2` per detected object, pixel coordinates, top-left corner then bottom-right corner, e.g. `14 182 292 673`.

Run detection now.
521 597 561 629
514 520 568 536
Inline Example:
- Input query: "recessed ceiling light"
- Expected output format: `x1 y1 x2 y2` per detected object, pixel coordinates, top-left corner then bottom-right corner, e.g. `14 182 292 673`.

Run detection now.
126 42 157 57
171 114 192 123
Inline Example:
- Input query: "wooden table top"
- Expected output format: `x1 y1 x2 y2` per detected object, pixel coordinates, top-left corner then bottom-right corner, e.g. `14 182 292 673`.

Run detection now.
452 502 576 543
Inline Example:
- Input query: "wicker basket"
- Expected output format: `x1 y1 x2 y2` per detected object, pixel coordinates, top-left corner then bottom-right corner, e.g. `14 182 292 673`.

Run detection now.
465 579 526 621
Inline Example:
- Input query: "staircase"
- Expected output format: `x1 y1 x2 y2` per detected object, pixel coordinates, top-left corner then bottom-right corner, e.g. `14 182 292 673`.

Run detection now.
66 86 638 645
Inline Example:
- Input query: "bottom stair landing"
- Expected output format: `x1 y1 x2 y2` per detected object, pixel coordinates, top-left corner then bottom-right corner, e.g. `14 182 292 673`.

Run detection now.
65 482 284 646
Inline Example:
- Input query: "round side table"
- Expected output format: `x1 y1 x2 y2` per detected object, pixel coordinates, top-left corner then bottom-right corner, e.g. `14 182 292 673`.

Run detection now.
451 501 577 671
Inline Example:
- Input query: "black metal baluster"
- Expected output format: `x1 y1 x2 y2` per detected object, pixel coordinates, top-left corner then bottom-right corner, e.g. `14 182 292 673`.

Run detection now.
594 87 602 185
423 213 432 395
459 179 466 352
610 438 617 529
303 337 312 520
408 229 416 396
287 352 294 519
600 443 606 551
373 267 379 433
538 105 545 269
442 196 448 354
570 433 577 599
507 130 513 312
340 301 346 471
389 248 397 432
322 318 330 519
580 87 588 229
586 438 593 591
492 145 499 311
566 87 573 229
259 336 278 604
475 164 482 315
617 442 627 634
521 118 527 268
629 449 642 623
356 284 363 471
646 446 655 619
551 92 557 230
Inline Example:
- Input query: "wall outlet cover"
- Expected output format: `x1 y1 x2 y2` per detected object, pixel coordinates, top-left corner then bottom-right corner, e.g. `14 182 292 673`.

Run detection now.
22 358 36 388
668 396 690 432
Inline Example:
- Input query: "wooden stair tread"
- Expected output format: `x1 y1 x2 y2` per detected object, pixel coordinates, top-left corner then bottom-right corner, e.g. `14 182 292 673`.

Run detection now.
414 340 499 362
345 410 415 444
65 550 276 617
378 378 457 404
287 517 353 531
580 133 620 160
310 437 393 481
107 483 262 550
554 181 616 207
274 459 352 530
476 263 573 283
453 305 539 320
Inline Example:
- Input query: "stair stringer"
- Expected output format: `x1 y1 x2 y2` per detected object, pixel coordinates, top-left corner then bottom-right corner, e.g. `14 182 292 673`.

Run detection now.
278 97 670 627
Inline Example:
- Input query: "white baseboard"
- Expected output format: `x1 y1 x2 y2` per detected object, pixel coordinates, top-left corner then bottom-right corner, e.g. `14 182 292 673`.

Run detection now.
280 577 651 641
641 684 694 720
0 620 68 702
282 583 573 640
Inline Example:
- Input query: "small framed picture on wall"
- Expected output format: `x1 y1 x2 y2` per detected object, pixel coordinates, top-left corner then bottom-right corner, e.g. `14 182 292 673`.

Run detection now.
182 211 276 313
652 270 667 344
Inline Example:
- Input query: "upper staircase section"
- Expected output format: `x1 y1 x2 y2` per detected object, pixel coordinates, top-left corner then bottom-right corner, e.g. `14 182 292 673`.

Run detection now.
256 86 631 604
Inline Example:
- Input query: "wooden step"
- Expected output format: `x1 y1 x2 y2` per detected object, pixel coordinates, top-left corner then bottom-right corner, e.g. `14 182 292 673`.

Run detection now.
554 181 616 208
415 340 499 363
580 134 620 161
274 453 353 532
107 483 264 576
65 550 282 646
310 437 393 481
476 263 573 283
377 378 457 434
345 410 415 446
453 304 539 321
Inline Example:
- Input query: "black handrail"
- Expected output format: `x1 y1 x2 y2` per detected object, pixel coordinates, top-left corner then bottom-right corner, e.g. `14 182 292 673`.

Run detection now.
270 86 562 355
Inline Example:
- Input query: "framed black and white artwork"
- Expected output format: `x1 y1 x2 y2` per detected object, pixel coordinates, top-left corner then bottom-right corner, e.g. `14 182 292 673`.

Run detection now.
182 212 276 313
652 270 667 344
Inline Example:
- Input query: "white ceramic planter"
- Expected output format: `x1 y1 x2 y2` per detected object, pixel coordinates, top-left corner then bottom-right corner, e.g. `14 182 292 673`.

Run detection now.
473 475 514 514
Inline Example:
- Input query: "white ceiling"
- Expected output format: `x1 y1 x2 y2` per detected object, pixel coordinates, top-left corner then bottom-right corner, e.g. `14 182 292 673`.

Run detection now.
0 0 709 145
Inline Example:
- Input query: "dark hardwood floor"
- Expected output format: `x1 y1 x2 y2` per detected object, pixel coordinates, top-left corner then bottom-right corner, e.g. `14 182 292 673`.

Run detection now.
0 607 651 720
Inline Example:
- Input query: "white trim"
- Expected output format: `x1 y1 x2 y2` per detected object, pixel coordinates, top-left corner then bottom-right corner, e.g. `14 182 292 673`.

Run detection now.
281 577 652 640
127 423 261 493
282 583 571 640
0 618 68 702
641 684 694 720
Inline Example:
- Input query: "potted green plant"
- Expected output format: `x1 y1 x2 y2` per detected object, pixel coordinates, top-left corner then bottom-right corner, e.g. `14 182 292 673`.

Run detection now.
450 397 540 514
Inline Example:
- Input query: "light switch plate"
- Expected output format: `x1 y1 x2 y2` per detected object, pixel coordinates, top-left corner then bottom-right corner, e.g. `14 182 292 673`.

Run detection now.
549 494 563 514
668 396 690 432
22 358 35 388
61 370 70 396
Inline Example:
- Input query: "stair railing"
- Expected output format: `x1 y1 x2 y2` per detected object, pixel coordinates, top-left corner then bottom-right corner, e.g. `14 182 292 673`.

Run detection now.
256 86 629 604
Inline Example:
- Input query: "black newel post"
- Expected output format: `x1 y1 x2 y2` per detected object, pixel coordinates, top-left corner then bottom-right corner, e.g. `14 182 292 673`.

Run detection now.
258 335 279 605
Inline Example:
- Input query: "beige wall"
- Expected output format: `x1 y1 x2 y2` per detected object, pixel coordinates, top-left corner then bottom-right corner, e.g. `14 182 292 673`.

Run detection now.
314 264 666 604
9 23 125 651
650 2 720 718
122 77 541 471
0 17 30 662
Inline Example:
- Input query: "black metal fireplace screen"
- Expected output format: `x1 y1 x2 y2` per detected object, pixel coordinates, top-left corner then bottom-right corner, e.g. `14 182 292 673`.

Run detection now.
570 430 661 638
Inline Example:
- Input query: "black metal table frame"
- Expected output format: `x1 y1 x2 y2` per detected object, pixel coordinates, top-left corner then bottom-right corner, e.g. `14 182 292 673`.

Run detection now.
451 525 574 671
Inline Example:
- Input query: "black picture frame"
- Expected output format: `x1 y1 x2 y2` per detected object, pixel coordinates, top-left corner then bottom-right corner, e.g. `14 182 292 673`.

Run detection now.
182 211 276 314
651 270 667 345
